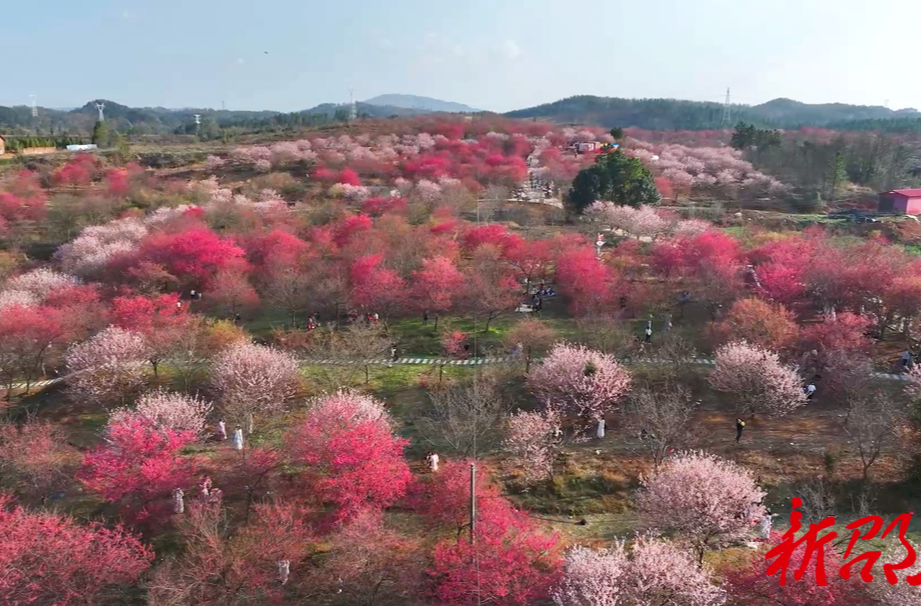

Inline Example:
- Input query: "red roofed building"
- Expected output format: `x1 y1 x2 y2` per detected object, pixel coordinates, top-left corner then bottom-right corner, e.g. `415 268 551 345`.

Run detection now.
879 189 921 214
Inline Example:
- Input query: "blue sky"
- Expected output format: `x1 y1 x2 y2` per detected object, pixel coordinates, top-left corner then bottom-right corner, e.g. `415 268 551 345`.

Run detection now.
2 0 917 113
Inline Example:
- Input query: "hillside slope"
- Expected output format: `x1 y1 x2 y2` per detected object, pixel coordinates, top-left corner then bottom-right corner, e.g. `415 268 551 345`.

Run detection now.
505 95 920 131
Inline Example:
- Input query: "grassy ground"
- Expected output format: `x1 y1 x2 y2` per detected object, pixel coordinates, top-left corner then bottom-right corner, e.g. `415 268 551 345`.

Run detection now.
7 296 921 564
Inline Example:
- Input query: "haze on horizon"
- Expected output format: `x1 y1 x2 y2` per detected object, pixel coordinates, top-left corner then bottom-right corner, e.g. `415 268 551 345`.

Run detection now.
3 0 917 114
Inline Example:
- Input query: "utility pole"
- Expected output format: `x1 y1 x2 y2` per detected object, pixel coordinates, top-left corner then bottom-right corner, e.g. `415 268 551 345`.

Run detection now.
30 95 38 118
469 462 476 541
470 461 481 605
95 102 106 122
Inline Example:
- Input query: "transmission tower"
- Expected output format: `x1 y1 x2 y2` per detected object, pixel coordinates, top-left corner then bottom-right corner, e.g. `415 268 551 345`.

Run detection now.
95 102 106 122
348 87 357 122
29 95 38 118
720 88 731 127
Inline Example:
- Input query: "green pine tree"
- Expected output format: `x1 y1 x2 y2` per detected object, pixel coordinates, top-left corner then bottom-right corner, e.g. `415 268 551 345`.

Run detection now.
92 120 109 147
567 149 661 214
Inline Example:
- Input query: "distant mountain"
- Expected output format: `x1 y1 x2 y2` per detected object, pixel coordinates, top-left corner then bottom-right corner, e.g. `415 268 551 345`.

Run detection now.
505 95 921 131
749 98 919 125
363 94 479 113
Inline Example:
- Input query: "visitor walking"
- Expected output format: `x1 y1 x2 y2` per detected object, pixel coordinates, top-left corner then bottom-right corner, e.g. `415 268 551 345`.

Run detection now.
217 418 227 441
736 418 746 443
644 324 653 343
426 452 440 472
422 310 429 325
172 488 185 514
758 513 774 540
233 428 244 451
277 560 291 585
804 383 817 400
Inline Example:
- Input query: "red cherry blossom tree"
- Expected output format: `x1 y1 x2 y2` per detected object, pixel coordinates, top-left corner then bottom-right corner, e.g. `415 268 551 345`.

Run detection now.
148 499 314 604
0 495 153 606
709 341 807 416
426 463 563 605
554 246 618 317
78 416 197 522
799 312 873 365
410 255 464 329
527 343 631 438
505 238 553 295
65 326 149 405
208 265 261 317
636 451 766 565
709 297 798 351
287 391 411 524
554 538 725 606
319 509 424 604
349 253 407 317
210 341 299 433
112 293 193 378
0 419 78 496
135 227 245 288
0 304 64 396
460 244 520 332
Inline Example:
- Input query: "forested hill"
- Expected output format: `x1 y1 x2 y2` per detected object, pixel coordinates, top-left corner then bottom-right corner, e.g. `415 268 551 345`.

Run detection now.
505 95 921 131
0 100 281 138
0 99 438 139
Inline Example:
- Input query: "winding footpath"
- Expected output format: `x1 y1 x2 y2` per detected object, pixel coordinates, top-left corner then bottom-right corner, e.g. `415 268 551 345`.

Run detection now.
9 355 910 395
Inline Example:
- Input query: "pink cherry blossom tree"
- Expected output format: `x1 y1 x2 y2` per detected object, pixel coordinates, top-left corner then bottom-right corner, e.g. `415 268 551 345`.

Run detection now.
0 290 39 311
708 341 806 416
505 409 562 483
636 451 766 565
55 218 149 277
554 537 725 606
527 343 631 438
210 342 299 433
301 389 392 428
673 219 711 237
110 389 213 438
65 326 149 405
4 269 80 301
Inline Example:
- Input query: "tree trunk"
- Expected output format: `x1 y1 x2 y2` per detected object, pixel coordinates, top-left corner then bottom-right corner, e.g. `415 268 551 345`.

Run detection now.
433 315 439 331
246 412 254 435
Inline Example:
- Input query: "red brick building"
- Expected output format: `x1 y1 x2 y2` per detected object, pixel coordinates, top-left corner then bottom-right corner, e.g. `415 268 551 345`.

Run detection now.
879 189 921 214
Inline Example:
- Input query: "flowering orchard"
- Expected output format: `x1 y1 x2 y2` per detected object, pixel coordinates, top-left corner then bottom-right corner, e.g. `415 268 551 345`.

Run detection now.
0 115 918 604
